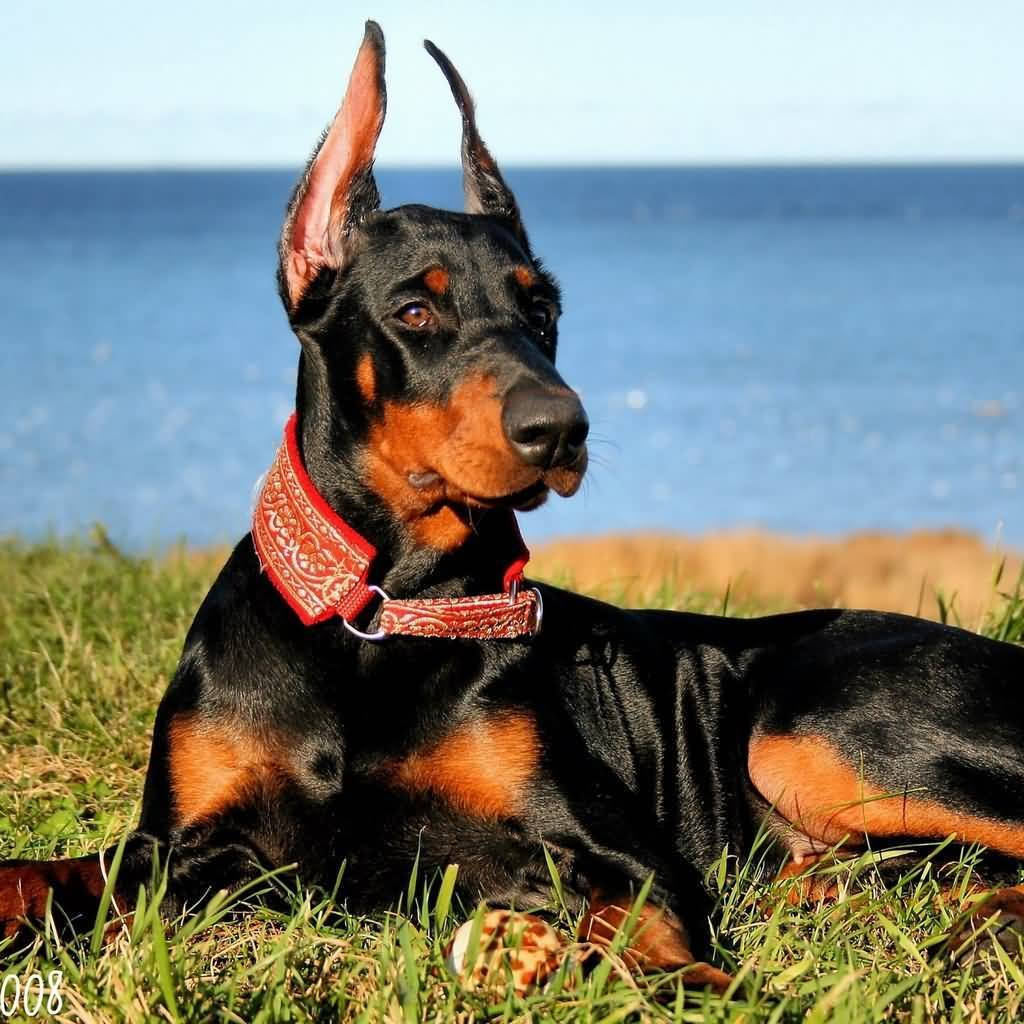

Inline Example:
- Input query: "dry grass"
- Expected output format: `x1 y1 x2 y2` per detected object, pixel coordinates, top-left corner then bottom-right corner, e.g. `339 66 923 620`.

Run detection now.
534 528 1022 626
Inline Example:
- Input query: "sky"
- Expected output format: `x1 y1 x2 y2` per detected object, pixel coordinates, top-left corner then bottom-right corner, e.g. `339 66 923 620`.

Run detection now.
3 1 1023 167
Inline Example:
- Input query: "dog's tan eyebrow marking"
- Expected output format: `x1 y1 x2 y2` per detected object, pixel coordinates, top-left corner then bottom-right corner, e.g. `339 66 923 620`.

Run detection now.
512 265 536 288
423 266 450 294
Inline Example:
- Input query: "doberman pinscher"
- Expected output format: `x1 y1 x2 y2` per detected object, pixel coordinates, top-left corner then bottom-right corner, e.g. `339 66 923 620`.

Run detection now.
3 22 1024 992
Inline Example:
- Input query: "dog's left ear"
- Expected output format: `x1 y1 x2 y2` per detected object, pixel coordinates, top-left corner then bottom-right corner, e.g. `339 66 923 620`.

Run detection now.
279 21 387 311
423 40 527 247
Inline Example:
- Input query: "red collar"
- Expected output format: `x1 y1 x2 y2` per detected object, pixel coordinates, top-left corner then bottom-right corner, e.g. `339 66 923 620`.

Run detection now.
251 415 541 640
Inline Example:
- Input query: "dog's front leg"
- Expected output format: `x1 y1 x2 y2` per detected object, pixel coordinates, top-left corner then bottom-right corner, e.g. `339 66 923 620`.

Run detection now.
0 833 162 943
0 823 276 947
576 884 733 993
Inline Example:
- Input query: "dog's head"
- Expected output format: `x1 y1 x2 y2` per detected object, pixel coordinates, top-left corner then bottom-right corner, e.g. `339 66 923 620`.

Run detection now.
278 22 588 553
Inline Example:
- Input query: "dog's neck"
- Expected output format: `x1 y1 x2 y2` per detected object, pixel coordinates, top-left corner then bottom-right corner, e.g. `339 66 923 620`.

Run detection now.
293 395 524 600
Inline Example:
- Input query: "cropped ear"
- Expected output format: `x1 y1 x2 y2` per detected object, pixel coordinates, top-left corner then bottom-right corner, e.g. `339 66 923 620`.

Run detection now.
278 21 387 311
423 40 527 246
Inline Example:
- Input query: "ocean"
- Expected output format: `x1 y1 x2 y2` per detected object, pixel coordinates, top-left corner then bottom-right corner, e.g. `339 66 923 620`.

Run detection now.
0 166 1021 550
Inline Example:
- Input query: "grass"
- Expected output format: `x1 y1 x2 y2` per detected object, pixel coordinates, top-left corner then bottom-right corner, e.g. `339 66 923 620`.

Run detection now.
1 536 1023 1023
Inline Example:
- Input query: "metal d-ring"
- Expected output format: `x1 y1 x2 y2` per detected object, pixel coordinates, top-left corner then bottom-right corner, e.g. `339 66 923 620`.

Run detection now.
509 578 543 635
341 585 391 642
529 586 544 635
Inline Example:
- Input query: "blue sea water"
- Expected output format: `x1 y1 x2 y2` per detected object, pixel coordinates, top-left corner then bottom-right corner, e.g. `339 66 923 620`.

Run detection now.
0 166 1022 550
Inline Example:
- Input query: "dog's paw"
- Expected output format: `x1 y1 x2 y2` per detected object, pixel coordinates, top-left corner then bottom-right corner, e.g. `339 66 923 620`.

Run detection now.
764 854 847 913
576 895 735 996
444 909 568 996
945 887 1024 971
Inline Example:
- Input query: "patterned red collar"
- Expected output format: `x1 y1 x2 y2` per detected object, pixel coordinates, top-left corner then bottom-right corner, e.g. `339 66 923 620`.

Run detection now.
251 415 541 640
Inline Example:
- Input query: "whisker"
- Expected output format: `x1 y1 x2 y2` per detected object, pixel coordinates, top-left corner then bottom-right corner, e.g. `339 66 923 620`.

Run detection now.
586 433 621 453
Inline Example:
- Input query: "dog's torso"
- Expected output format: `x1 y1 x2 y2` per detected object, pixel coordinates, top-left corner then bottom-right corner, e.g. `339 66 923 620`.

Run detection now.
135 536 1024 940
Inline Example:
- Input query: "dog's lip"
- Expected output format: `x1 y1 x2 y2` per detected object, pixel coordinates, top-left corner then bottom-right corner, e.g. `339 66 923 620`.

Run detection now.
460 479 549 510
406 467 547 511
406 452 586 511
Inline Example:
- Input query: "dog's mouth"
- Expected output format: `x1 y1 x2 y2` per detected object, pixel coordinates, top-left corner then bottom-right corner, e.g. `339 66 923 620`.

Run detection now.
463 478 550 511
407 472 548 512
407 451 586 513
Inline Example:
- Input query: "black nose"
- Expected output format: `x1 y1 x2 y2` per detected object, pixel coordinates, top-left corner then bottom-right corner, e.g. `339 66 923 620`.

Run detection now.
501 386 589 469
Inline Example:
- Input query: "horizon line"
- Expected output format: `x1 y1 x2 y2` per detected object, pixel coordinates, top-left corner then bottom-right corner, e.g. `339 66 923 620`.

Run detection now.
3 158 1024 174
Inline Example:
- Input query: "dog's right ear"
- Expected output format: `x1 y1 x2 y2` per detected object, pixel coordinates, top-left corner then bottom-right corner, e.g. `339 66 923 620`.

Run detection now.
278 21 387 311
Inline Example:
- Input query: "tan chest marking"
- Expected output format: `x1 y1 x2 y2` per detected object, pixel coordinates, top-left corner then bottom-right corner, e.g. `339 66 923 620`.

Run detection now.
386 711 540 819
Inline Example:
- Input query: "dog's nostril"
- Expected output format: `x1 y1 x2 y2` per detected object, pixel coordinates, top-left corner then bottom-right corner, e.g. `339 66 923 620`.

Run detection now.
566 420 589 451
512 425 548 446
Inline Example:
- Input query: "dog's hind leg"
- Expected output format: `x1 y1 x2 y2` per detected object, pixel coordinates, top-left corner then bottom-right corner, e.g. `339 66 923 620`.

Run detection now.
747 728 1024 961
747 733 1024 862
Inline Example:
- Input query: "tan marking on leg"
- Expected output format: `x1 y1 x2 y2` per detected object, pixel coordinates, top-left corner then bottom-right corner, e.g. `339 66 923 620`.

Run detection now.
384 712 540 818
168 714 287 825
748 733 1024 858
948 886 1024 963
774 854 844 906
0 857 107 937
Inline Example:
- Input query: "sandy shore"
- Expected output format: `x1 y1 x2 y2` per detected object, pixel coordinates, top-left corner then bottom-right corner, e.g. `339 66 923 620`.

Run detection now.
531 529 1022 625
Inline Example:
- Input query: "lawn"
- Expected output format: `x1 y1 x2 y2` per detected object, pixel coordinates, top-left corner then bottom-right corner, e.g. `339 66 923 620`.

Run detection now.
1 537 1022 1023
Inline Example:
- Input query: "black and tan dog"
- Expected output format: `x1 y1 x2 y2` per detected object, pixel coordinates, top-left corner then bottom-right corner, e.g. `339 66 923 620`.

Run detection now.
3 22 1023 992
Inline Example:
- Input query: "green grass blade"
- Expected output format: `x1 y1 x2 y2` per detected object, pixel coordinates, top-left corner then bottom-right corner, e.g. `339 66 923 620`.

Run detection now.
89 829 129 956
150 911 180 1020
434 863 459 930
396 921 420 1024
542 842 569 920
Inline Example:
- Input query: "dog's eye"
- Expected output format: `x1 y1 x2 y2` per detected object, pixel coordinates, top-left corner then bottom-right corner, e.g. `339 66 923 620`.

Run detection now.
396 303 436 330
528 299 555 333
